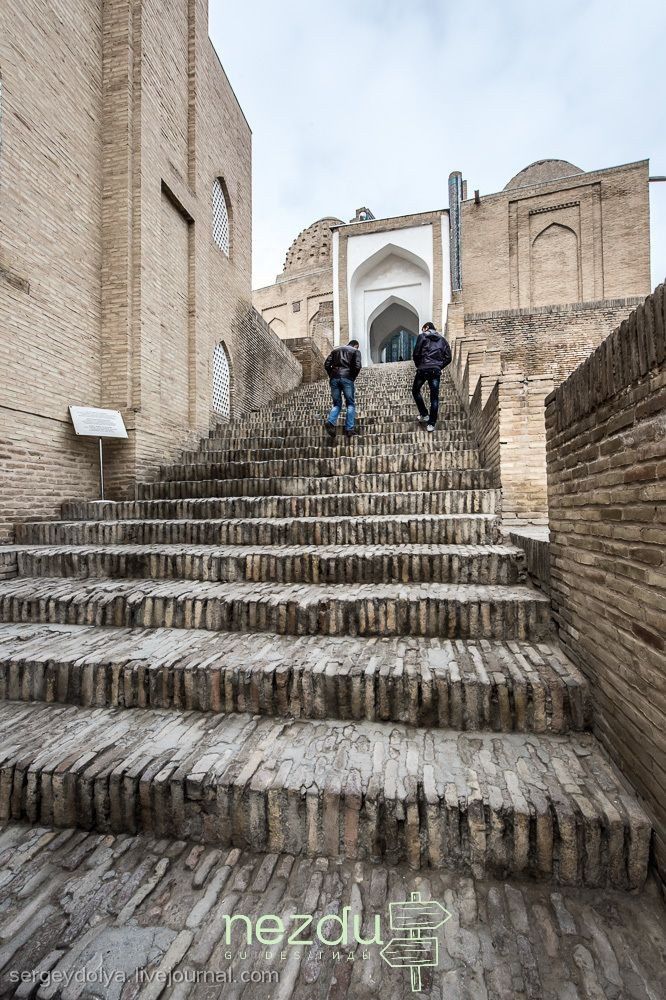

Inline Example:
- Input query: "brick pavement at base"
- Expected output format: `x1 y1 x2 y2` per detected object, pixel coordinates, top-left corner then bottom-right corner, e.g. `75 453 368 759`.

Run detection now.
0 822 664 1000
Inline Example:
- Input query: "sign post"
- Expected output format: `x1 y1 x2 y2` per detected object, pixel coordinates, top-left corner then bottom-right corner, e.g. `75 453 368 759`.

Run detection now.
69 406 128 501
380 892 451 993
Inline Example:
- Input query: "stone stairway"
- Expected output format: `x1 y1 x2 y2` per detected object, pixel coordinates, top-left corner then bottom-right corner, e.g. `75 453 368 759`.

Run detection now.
0 363 652 890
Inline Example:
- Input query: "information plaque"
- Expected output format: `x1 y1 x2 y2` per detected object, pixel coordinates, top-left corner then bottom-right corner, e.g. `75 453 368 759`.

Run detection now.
69 406 128 439
68 405 128 500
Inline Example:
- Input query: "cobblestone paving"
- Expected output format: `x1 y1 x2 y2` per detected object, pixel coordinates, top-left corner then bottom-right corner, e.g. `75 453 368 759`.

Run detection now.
0 822 664 1000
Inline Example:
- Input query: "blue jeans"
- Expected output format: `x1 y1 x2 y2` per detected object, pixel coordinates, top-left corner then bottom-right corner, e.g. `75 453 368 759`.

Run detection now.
412 368 441 425
326 377 356 431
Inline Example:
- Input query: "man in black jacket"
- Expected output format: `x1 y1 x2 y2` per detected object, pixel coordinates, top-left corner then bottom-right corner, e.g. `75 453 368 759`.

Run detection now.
323 340 362 439
412 322 452 431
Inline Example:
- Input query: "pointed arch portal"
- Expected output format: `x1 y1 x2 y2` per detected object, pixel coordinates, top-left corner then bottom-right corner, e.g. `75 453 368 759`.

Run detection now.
348 241 431 364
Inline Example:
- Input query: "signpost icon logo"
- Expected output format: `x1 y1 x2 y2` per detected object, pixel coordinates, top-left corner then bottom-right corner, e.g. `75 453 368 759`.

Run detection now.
380 891 451 992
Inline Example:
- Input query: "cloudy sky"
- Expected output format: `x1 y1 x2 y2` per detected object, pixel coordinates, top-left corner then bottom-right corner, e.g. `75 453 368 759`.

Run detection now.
209 0 666 291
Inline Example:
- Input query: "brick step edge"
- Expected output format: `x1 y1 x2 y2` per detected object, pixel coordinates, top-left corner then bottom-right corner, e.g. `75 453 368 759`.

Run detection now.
137 470 493 501
0 578 552 640
15 513 502 547
0 626 590 733
11 545 528 587
159 451 482 482
190 434 477 459
0 701 649 888
61 490 502 522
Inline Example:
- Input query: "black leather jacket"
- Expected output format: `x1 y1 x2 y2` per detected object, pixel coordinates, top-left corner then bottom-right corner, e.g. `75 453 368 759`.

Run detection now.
324 345 362 381
412 331 452 371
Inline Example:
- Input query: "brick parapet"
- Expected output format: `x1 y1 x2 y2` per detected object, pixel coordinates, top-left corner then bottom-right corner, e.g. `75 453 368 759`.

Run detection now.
545 282 666 878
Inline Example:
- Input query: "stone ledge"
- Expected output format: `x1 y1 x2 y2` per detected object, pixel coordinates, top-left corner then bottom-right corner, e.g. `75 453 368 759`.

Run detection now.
16 512 502 547
509 528 551 594
8 542 527 587
61 489 502 522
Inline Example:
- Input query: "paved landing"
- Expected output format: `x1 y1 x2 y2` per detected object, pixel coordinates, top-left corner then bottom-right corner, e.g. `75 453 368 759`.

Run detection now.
0 822 664 999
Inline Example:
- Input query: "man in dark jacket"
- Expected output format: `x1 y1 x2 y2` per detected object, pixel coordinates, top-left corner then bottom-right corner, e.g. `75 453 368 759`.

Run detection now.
323 340 362 439
412 322 452 431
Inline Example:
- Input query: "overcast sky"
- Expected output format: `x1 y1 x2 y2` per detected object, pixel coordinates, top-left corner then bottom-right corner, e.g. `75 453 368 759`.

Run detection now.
209 0 666 291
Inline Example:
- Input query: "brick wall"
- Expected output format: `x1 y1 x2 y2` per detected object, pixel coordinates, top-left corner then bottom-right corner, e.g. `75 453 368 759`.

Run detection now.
463 297 644 384
0 1 301 542
460 160 650 315
253 270 333 346
546 283 666 876
470 378 500 487
0 0 104 542
229 307 302 413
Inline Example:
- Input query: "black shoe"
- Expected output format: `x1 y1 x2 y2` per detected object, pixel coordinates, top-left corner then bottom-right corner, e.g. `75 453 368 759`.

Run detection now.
323 420 336 440
344 428 359 438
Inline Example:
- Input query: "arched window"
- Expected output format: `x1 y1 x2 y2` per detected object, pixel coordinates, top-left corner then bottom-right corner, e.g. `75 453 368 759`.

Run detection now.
212 342 231 416
212 178 231 256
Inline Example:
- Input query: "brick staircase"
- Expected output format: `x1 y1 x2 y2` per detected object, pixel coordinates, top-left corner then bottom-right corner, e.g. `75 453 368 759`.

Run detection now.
0 363 651 889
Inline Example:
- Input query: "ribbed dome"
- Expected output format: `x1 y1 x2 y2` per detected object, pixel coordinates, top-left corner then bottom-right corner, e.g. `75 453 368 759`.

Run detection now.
282 217 344 276
504 159 583 191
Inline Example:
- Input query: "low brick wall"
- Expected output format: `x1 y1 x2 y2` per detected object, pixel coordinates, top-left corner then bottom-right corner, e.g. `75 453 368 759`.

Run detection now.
546 282 666 877
470 378 500 486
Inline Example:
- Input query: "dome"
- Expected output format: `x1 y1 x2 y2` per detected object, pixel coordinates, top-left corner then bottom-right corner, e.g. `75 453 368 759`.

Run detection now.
503 159 583 191
282 217 344 276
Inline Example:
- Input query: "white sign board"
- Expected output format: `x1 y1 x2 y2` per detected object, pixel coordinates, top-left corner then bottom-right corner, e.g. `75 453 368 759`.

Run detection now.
69 406 128 439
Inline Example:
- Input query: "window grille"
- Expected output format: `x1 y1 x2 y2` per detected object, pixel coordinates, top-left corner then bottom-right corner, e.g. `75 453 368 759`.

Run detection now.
212 179 230 256
212 342 231 415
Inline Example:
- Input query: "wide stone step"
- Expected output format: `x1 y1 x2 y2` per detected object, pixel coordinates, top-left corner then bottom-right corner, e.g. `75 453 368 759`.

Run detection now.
0 576 551 639
0 699 649 886
216 410 467 438
203 421 473 450
250 395 462 416
62 490 501 523
0 622 591 733
191 431 476 461
231 396 460 416
159 449 482 483
137 469 492 500
17 512 501 547
8 543 527 586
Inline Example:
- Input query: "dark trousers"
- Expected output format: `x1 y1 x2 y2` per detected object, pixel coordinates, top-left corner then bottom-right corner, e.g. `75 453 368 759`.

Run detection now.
412 368 441 425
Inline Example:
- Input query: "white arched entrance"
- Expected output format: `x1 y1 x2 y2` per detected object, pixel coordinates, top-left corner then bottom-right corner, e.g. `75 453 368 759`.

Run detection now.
348 242 431 364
